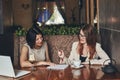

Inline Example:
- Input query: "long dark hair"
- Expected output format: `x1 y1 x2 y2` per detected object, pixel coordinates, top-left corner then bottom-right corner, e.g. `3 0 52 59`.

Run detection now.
78 24 98 59
26 26 43 49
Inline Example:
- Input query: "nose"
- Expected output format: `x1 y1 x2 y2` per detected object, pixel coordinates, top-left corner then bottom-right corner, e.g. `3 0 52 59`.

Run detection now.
39 38 43 42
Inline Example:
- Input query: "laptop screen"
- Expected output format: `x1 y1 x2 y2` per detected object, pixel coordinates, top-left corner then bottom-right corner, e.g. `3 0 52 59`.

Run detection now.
0 55 15 77
0 55 31 78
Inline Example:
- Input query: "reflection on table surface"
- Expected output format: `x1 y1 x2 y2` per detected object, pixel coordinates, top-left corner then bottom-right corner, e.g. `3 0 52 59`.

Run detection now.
0 64 120 80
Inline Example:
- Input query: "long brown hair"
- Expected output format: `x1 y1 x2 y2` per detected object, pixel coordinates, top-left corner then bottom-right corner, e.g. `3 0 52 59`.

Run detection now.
78 24 98 59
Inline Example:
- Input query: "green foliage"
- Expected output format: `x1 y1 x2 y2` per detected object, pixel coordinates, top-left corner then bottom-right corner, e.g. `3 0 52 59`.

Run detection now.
40 24 81 35
14 24 81 36
15 27 27 36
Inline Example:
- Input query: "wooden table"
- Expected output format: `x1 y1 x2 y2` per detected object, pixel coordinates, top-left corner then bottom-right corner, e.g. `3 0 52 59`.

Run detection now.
0 65 120 80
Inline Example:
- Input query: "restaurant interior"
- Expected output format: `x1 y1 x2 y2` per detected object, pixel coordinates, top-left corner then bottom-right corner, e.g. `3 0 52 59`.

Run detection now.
0 0 120 79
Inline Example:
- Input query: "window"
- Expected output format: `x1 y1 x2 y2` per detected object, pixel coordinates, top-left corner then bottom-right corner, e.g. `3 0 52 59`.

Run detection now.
33 0 65 26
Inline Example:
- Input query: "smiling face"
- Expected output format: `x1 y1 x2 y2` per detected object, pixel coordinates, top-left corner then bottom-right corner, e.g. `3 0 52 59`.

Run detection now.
79 30 86 44
34 34 43 48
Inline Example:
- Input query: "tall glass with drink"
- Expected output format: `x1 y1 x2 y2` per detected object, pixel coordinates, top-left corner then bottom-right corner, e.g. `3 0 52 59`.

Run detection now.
29 54 36 71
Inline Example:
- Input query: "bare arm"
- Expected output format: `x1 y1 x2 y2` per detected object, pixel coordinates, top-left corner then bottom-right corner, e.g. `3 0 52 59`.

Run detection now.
20 45 34 67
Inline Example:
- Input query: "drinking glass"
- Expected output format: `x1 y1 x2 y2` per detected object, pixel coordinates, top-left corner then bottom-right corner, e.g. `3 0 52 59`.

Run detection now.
29 54 36 71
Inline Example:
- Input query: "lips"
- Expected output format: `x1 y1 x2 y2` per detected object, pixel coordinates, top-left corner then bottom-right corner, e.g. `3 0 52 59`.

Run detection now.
38 42 43 44
37 42 43 47
80 39 84 42
80 39 85 43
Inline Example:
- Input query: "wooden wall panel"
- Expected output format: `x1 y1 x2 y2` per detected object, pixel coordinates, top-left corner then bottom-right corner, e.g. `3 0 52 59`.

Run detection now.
0 0 3 34
99 0 120 30
0 0 14 62
99 0 120 71
12 0 32 28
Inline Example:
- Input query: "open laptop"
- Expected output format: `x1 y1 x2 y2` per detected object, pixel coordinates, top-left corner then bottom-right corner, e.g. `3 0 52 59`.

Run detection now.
0 55 31 78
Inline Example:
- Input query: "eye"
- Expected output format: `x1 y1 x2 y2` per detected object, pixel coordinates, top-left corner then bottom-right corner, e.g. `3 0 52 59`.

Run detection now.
79 34 86 37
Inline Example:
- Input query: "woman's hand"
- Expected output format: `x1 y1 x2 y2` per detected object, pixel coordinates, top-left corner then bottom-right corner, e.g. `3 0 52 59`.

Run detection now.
36 61 56 66
58 50 65 59
47 62 56 66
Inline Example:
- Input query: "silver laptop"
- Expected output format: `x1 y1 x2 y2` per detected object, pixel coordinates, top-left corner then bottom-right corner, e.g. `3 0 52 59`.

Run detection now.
0 55 31 78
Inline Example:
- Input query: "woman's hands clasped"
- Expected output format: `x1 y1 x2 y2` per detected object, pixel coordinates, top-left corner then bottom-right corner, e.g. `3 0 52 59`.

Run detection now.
35 61 56 66
58 50 65 59
58 50 65 63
